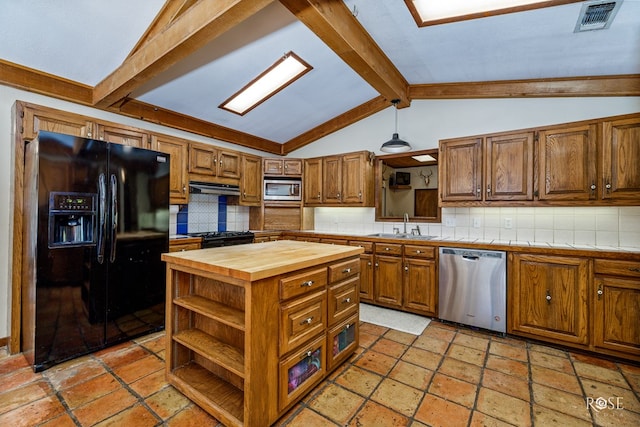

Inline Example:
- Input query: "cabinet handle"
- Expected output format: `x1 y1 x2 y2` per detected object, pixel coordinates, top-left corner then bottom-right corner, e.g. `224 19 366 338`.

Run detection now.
300 316 314 325
476 188 481 196
219 159 223 165
182 185 186 194
342 268 351 273
375 262 379 268
337 192 341 199
385 247 390 251
300 280 314 287
367 261 372 266
597 284 603 300
487 185 491 195
343 297 351 303
545 290 552 304
317 192 321 199
415 250 422 254
404 265 409 272
358 191 362 200
628 267 640 273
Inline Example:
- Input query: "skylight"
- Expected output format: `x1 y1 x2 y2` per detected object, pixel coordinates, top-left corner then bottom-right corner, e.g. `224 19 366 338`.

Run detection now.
220 51 312 116
405 0 582 26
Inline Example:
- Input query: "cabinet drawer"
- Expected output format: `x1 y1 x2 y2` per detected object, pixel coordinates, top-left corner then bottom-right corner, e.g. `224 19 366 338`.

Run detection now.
327 314 358 372
403 245 435 259
169 242 200 252
594 259 640 278
279 335 326 411
328 276 359 326
375 243 402 256
280 268 327 301
349 240 373 253
280 291 326 355
328 258 360 282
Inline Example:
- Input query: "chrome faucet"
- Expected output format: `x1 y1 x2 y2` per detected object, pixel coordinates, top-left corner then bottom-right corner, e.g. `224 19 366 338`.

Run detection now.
403 213 409 234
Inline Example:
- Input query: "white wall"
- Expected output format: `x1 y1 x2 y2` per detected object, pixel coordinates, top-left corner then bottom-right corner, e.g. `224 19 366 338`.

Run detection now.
1 87 639 341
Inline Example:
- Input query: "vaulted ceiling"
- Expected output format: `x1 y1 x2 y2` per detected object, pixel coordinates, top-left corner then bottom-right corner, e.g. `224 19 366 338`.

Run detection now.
1 0 638 155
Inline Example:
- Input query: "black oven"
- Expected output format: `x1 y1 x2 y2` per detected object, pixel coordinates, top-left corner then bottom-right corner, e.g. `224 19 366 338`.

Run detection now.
187 231 254 248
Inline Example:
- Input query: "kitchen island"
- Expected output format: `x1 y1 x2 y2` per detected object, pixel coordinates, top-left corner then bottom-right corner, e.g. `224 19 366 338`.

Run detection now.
161 240 363 427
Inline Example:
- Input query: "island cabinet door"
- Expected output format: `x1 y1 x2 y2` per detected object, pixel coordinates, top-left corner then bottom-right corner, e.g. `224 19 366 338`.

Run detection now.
327 314 358 371
279 335 326 411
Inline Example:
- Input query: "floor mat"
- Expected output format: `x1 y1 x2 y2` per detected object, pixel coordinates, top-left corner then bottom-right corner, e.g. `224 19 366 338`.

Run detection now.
359 303 431 335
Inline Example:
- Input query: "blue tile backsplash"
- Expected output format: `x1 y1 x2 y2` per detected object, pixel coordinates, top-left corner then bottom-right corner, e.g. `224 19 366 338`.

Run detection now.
169 193 249 234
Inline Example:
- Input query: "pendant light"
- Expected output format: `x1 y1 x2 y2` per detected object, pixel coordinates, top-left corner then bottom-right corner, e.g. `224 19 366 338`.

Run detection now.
380 99 411 153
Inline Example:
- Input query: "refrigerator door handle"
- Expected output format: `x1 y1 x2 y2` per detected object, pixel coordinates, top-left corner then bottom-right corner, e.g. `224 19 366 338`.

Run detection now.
109 174 118 263
97 173 107 264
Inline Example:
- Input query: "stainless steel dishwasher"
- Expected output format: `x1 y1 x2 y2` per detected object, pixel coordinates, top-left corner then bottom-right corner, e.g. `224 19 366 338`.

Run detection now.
438 248 507 333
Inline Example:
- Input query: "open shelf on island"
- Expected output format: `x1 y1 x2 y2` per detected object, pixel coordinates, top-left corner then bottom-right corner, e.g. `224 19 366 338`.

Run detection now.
174 295 245 331
173 329 245 378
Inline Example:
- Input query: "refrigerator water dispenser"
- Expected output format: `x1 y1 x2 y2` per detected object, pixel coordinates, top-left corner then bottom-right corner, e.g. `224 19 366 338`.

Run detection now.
48 192 96 247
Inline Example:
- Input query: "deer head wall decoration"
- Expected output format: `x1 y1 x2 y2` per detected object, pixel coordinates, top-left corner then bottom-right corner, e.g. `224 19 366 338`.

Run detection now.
419 170 433 186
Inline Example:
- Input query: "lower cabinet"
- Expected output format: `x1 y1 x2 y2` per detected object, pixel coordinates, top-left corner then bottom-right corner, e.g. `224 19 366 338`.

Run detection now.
279 335 326 410
350 241 374 302
374 243 404 308
509 253 590 346
403 246 437 316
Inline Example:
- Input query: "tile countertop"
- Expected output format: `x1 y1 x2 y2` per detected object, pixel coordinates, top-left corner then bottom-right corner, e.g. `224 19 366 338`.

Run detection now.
273 230 640 259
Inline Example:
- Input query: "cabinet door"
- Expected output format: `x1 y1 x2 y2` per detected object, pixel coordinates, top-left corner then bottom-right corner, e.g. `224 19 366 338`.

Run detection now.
374 255 403 308
283 159 303 176
509 254 589 345
322 156 342 204
189 144 217 175
342 152 366 204
440 138 483 201
403 258 437 316
537 125 597 201
303 158 323 205
601 117 640 201
22 105 93 140
264 158 283 175
97 124 149 149
152 134 188 203
359 254 374 302
218 150 241 179
240 154 262 206
593 276 640 356
485 132 534 201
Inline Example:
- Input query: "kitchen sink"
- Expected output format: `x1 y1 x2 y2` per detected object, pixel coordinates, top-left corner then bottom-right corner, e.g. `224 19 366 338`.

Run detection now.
367 233 436 240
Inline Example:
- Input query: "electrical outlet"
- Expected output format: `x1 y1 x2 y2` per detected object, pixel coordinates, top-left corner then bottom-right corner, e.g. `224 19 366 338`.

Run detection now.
504 218 513 229
445 217 456 227
472 217 481 228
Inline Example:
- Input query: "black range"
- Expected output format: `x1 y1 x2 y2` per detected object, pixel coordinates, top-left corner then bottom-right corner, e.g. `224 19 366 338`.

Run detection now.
187 231 254 248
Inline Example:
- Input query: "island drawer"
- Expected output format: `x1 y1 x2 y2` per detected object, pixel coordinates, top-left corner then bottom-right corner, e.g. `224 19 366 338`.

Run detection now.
375 243 402 256
403 245 435 259
594 259 640 278
328 257 360 282
279 334 326 411
280 267 328 301
327 276 359 326
280 290 326 355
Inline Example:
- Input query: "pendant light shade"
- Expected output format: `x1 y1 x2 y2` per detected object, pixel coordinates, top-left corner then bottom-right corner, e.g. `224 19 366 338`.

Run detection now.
380 99 411 153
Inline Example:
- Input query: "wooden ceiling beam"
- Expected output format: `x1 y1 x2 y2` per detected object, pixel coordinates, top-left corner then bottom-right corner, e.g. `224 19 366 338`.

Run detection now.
279 0 410 108
93 0 274 109
0 59 93 105
410 75 640 98
114 99 282 154
282 96 389 154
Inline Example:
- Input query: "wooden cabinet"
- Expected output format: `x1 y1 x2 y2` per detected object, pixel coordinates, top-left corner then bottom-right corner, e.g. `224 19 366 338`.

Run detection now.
189 143 241 181
169 237 201 252
304 151 374 207
440 132 533 203
374 243 403 308
350 241 374 302
96 124 149 149
537 124 597 201
263 158 302 177
403 245 437 316
20 103 93 140
601 116 640 201
303 157 323 205
509 253 590 346
151 134 189 204
593 259 640 360
240 154 262 206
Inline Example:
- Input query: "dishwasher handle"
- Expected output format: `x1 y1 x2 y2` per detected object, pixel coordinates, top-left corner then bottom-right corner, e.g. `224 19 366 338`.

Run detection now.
462 255 479 261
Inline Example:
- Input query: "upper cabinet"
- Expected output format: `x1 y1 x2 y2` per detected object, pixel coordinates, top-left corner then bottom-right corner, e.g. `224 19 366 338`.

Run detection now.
96 124 150 149
240 154 262 206
19 103 93 140
151 134 189 204
263 158 303 177
304 151 374 207
439 113 640 207
189 143 240 182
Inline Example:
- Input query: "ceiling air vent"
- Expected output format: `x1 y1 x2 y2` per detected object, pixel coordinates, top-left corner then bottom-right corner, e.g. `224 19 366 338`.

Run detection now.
574 0 623 32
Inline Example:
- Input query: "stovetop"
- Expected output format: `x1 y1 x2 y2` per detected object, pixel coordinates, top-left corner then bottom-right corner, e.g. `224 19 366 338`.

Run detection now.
187 231 254 240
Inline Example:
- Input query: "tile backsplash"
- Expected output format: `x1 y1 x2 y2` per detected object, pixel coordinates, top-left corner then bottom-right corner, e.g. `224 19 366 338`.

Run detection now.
313 206 640 249
169 193 250 234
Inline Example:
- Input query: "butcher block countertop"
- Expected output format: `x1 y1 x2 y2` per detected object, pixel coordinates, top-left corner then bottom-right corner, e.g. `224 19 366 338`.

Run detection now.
161 240 363 282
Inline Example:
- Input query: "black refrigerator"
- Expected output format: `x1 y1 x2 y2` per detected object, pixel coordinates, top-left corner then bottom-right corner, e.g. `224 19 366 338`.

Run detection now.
22 131 170 371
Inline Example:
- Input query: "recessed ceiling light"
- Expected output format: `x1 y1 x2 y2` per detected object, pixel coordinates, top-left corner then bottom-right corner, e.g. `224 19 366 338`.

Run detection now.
406 0 582 26
412 154 437 162
220 51 312 115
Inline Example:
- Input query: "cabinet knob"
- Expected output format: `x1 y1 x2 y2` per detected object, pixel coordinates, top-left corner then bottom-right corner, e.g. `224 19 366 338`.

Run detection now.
545 289 552 303
300 316 314 325
182 185 186 194
301 280 314 287
385 247 390 251
367 261 372 266
344 297 351 303
605 183 612 190
404 265 409 272
590 183 597 190
629 267 640 273
342 267 351 273
337 192 341 199
317 192 321 199
416 250 422 254
487 185 491 194
597 284 603 299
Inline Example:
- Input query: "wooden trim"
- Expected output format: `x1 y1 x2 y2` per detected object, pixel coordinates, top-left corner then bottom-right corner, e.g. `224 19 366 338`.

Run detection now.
282 96 388 154
279 0 410 107
0 59 93 105
0 337 8 348
115 99 282 154
93 0 273 108
409 75 640 99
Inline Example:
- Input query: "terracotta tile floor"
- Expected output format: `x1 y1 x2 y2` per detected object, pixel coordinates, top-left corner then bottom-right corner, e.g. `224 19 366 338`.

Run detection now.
1 321 639 426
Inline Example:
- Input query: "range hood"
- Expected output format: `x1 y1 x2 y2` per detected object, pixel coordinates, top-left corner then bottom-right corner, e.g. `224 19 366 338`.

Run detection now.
189 181 241 196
